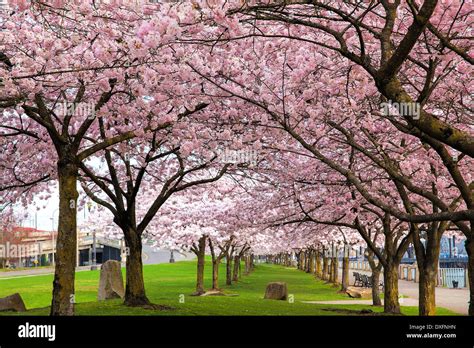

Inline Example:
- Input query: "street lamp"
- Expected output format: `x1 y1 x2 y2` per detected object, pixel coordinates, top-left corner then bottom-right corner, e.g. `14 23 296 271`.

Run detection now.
91 229 97 271
50 208 58 267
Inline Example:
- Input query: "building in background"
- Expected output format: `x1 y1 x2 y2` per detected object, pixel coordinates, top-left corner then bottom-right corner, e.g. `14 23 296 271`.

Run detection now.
0 226 123 269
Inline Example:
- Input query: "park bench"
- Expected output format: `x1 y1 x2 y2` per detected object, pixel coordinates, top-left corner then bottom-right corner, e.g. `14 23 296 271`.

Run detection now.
353 272 363 286
353 272 384 290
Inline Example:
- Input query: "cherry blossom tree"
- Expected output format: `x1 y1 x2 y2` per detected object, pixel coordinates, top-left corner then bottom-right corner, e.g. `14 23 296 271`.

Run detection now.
0 0 196 315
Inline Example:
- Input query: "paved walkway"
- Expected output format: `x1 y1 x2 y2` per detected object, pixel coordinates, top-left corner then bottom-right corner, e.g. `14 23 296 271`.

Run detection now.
302 298 420 307
316 267 470 315
0 265 92 279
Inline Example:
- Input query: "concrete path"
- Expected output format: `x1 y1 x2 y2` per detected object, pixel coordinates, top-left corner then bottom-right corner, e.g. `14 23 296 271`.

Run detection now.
302 298 419 307
330 267 470 315
0 267 55 278
0 266 92 280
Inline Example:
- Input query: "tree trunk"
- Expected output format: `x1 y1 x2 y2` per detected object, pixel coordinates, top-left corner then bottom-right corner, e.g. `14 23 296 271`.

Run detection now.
341 254 349 292
315 251 322 278
194 236 206 295
232 255 240 282
244 255 250 275
371 268 382 306
307 250 314 273
418 265 437 316
367 249 382 306
299 251 303 270
322 253 328 280
238 256 242 278
327 258 333 282
226 251 233 286
50 161 78 316
211 260 220 290
465 237 474 316
384 262 400 314
332 252 338 283
124 228 149 306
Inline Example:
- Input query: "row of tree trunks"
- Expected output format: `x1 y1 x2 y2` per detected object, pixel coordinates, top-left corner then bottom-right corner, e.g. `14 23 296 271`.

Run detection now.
286 242 401 315
266 232 474 317
244 254 254 275
192 238 256 294
208 239 228 291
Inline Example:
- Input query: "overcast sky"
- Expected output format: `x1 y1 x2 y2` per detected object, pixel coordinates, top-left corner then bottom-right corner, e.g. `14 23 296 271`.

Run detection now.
18 185 96 231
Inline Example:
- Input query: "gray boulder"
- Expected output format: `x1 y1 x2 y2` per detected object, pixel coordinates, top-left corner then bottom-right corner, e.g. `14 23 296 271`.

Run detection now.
98 260 125 301
264 282 288 300
0 293 27 312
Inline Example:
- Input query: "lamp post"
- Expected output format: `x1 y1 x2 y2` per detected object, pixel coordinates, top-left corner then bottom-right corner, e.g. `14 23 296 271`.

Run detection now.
50 208 58 267
91 230 97 270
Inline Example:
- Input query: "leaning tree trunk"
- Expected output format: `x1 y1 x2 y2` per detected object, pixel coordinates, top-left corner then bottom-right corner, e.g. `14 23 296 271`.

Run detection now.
465 237 474 316
50 160 79 316
384 261 401 314
124 228 149 306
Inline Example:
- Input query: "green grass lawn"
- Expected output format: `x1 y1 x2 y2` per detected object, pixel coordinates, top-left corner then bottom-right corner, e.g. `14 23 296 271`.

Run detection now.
0 261 459 316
